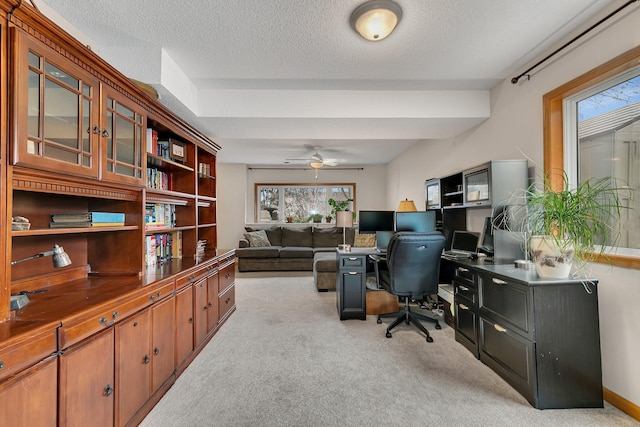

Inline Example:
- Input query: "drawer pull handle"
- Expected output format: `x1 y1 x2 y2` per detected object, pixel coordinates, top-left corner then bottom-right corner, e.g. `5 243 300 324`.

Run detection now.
348 257 359 261
0 361 4 370
459 303 469 310
348 271 358 275
226 297 231 304
492 278 507 285
112 311 118 320
457 267 469 273
149 295 155 301
157 291 162 297
459 285 469 291
104 384 114 397
226 273 231 279
493 323 507 333
99 317 116 328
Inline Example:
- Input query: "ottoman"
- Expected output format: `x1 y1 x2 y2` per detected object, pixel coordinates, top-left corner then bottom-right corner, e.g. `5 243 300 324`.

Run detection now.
313 252 337 291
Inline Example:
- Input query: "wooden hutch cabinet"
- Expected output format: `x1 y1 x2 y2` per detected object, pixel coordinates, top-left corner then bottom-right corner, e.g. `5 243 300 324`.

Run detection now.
0 2 235 426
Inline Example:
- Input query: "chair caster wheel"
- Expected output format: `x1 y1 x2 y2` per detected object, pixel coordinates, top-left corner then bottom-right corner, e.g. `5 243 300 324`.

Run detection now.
386 332 392 338
426 336 434 343
435 324 441 330
377 318 382 324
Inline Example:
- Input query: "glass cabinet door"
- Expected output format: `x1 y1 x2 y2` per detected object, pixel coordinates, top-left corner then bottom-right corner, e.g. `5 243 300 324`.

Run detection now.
101 86 145 186
13 29 100 178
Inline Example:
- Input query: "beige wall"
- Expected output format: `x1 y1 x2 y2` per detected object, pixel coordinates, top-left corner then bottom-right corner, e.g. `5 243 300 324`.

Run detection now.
387 4 640 407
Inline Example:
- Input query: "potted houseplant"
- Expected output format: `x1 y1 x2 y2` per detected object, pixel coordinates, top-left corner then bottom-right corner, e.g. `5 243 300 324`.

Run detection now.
516 172 628 279
309 213 323 223
328 198 353 217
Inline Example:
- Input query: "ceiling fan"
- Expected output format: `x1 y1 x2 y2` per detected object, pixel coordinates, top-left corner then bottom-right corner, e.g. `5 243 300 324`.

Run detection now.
285 147 339 169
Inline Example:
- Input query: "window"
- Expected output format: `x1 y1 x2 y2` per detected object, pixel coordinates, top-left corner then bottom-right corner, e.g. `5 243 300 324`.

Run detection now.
255 184 354 223
544 45 640 268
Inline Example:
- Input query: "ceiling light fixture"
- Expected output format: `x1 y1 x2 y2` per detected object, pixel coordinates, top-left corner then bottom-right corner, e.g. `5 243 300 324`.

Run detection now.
310 161 324 169
350 0 402 41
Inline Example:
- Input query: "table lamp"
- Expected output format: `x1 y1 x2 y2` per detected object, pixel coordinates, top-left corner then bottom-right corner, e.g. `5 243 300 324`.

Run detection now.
336 211 353 251
397 198 417 212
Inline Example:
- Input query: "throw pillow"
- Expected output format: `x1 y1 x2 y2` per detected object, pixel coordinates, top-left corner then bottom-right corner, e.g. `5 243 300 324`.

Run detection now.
245 226 282 246
243 230 271 247
354 233 375 247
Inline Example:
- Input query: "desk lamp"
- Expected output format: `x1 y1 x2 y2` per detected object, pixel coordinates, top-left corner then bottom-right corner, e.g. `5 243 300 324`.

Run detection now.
10 244 71 310
336 211 353 251
397 199 417 212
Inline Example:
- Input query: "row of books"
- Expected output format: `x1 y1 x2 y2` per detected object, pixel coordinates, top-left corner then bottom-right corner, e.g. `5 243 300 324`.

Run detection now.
145 203 176 230
147 168 173 191
145 231 182 267
198 162 212 177
49 211 125 228
195 239 207 259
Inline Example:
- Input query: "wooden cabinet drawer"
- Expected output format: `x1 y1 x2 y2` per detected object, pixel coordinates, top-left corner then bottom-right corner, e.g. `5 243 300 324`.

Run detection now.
341 255 365 270
176 262 215 290
218 261 235 291
58 281 173 349
454 265 475 286
479 274 532 338
218 284 235 322
454 279 477 305
0 329 57 382
479 317 535 404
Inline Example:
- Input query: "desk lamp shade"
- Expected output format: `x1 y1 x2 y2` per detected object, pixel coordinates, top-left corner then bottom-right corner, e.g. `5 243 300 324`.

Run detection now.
397 199 417 212
336 211 353 250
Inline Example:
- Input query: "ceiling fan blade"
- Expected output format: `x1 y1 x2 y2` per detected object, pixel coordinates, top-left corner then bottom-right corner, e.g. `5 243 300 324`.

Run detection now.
324 160 338 166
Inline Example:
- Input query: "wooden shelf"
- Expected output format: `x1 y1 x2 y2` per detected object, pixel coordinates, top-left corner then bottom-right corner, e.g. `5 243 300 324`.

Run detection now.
146 154 194 173
12 226 139 236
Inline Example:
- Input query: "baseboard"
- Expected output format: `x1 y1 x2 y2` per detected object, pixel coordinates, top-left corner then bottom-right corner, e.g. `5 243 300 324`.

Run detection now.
604 387 640 421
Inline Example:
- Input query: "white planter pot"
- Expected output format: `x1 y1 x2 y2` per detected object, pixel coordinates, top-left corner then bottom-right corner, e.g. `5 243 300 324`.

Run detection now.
530 236 574 279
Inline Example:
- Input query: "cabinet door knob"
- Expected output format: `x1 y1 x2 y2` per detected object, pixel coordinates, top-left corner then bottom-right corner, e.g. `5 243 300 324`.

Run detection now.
208 302 212 307
491 278 507 285
0 361 4 370
143 355 150 364
102 128 110 138
493 323 507 333
154 347 160 356
188 317 194 324
92 125 101 135
104 384 114 397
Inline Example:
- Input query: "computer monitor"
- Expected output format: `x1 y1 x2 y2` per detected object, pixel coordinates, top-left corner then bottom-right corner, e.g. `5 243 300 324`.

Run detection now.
358 210 394 234
479 216 494 254
395 211 436 232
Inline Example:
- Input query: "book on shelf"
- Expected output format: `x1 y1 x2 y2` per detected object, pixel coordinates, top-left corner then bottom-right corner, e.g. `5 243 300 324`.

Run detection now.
49 222 125 228
146 128 158 155
145 203 175 229
146 168 173 191
51 212 125 223
146 232 182 267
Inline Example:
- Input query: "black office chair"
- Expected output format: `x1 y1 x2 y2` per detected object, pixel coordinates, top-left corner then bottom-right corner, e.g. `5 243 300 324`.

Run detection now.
376 231 446 342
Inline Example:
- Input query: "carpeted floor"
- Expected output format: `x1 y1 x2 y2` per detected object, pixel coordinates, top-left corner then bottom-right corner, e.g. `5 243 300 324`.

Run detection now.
140 271 637 426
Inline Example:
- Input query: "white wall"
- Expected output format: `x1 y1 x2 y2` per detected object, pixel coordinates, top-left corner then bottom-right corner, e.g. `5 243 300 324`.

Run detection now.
387 5 640 407
217 164 388 249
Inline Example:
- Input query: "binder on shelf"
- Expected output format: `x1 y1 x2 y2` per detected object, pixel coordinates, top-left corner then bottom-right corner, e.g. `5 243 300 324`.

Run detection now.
49 222 125 228
51 212 125 223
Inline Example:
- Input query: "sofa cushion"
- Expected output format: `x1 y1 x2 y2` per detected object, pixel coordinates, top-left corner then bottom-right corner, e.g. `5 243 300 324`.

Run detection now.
236 246 281 258
279 247 314 258
245 226 283 246
243 230 271 247
281 226 313 247
313 227 342 247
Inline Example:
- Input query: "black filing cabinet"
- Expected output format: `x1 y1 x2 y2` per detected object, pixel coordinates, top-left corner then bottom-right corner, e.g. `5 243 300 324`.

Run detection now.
336 249 370 320
452 261 603 409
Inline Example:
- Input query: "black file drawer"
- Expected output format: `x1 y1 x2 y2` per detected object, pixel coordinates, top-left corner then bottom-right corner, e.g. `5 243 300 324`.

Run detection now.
454 265 474 287
479 274 532 339
479 317 536 404
454 297 478 358
454 279 477 306
341 256 365 270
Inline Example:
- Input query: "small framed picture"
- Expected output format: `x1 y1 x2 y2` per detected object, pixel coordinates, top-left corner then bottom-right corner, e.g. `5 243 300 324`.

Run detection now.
170 139 186 163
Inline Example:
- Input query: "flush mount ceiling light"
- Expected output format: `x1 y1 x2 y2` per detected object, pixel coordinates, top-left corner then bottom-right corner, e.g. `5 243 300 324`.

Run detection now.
350 0 402 41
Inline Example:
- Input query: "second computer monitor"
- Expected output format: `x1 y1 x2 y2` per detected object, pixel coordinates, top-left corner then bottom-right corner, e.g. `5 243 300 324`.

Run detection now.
395 211 436 232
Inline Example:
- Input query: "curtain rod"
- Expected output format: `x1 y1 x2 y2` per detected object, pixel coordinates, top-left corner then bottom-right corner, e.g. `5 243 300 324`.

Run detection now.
511 0 638 84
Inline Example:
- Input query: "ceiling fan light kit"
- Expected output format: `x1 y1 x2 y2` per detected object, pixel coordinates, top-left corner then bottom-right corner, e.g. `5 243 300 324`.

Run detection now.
350 0 402 41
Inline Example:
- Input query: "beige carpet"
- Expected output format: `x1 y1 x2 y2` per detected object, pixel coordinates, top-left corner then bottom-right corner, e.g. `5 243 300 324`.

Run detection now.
140 271 637 426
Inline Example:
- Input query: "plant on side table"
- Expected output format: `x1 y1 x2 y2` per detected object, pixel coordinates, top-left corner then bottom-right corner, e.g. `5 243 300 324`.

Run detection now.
516 172 630 279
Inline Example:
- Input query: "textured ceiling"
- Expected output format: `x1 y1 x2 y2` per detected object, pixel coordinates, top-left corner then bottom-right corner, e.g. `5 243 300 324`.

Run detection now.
38 0 615 166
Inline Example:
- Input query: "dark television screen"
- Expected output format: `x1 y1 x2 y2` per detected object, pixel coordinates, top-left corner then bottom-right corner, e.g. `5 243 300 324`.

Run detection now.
395 211 436 232
358 210 395 234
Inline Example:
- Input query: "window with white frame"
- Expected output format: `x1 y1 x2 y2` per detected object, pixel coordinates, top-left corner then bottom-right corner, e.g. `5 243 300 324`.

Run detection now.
564 67 640 251
255 184 354 223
